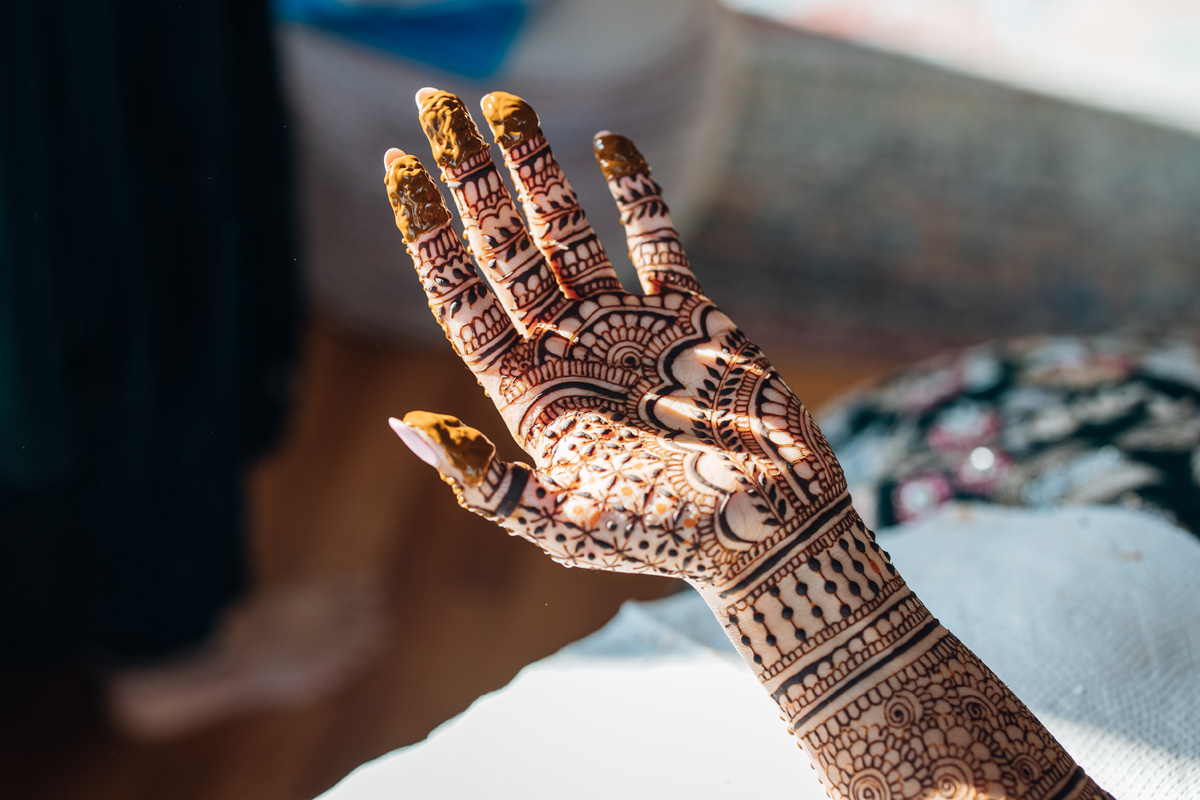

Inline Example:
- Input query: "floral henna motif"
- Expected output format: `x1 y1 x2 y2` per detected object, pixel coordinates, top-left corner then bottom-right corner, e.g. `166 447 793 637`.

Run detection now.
388 88 848 583
383 88 1111 799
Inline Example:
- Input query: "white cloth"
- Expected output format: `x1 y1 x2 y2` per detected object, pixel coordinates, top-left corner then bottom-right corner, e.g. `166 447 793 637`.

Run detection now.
319 505 1200 799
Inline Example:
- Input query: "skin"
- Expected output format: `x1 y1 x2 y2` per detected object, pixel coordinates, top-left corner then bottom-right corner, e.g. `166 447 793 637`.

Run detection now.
382 88 1114 800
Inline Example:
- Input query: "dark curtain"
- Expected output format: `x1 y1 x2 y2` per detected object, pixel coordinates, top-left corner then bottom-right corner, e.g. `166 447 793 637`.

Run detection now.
0 0 301 663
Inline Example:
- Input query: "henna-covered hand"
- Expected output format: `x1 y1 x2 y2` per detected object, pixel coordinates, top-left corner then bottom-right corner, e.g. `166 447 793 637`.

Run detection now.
383 89 1112 800
386 88 841 587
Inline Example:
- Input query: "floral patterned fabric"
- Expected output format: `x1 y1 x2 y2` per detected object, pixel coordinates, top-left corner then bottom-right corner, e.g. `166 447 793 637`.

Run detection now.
819 332 1200 536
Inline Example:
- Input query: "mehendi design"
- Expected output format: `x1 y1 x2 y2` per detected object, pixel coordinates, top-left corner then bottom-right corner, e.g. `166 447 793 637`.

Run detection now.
716 514 1111 800
382 89 1112 799
798 631 1113 800
482 92 625 299
595 132 701 296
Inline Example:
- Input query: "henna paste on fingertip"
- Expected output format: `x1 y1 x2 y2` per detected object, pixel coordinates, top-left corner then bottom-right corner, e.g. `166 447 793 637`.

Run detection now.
385 154 452 243
401 411 495 487
480 91 542 149
593 133 650 182
417 90 487 169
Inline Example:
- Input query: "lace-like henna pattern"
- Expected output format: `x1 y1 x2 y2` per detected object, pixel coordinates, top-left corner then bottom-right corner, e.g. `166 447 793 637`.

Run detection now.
479 297 850 579
386 156 515 374
799 632 1114 800
384 89 1111 799
708 520 1113 800
420 92 565 334
595 132 700 295
481 92 624 299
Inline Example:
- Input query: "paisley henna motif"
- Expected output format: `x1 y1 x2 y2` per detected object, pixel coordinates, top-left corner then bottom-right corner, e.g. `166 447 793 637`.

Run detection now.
382 89 1111 800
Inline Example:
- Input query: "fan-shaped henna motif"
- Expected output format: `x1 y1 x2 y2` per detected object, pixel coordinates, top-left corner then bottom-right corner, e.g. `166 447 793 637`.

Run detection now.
381 89 1112 800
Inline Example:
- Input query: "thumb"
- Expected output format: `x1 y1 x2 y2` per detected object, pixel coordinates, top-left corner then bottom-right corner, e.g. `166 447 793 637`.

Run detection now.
388 411 530 520
389 411 686 575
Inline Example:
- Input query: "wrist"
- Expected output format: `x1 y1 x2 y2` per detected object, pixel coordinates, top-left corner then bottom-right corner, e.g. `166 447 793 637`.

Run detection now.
695 501 939 732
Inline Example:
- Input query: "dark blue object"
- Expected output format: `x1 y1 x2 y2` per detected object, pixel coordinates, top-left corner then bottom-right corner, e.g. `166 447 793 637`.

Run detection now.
273 0 531 79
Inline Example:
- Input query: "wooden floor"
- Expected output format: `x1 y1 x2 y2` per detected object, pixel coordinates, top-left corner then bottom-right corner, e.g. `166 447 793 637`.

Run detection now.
1 317 894 800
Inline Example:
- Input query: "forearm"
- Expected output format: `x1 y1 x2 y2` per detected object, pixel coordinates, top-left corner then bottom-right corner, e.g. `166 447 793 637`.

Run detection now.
696 499 1112 800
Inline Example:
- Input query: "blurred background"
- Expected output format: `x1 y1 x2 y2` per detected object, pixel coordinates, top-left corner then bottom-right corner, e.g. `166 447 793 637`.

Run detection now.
1 0 1198 798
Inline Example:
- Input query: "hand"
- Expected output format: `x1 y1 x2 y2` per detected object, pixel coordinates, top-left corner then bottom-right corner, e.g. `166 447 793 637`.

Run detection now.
384 89 851 589
382 89 1113 800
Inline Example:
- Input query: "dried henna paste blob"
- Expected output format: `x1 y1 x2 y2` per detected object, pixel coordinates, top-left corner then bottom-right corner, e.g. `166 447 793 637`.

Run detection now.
402 411 495 488
418 90 488 170
480 91 542 149
385 155 452 243
592 133 651 182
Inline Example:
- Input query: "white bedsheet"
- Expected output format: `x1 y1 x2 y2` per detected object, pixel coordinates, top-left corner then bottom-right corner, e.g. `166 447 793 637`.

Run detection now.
319 504 1200 799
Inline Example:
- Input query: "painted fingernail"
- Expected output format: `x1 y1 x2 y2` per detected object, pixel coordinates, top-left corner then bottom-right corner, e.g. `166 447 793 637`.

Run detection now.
480 91 541 149
416 89 487 170
384 153 451 243
593 132 649 182
401 411 495 488
384 147 406 170
389 417 439 467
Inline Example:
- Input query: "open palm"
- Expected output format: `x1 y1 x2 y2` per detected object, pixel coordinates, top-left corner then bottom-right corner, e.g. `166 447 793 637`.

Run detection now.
386 90 848 589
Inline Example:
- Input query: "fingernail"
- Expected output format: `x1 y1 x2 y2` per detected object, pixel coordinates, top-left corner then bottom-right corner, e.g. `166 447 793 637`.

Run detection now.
389 417 439 467
384 147 406 170
415 86 439 106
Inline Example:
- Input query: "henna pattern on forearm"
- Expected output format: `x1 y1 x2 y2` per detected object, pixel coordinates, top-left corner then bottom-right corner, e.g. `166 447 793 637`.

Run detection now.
799 630 1114 800
382 88 1112 799
711 519 1114 799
